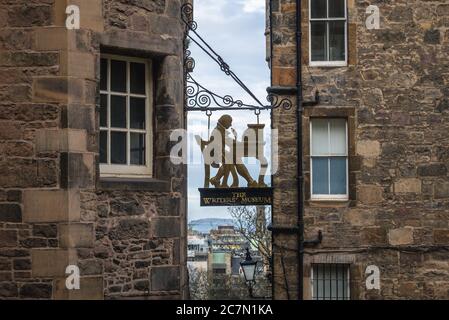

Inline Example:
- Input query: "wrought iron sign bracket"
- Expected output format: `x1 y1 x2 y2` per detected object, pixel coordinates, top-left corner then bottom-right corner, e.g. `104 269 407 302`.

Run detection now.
181 3 293 114
266 86 320 107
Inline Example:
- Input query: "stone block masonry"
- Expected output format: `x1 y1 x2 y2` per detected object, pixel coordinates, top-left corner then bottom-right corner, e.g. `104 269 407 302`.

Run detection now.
0 0 187 300
271 0 449 299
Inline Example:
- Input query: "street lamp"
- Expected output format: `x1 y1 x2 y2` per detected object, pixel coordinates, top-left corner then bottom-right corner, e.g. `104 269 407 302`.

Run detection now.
240 248 257 297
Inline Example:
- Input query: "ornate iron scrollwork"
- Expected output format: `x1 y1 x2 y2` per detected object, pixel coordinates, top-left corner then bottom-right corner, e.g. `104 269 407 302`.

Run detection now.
181 3 292 113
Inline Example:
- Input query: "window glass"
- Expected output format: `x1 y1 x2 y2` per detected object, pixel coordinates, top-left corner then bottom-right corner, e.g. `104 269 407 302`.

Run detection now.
312 157 329 194
130 97 146 129
110 95 127 128
328 0 345 18
111 60 127 92
100 56 151 175
329 118 346 155
329 21 346 61
100 131 108 164
310 0 347 63
311 21 327 62
111 132 127 164
311 118 348 197
100 58 108 91
312 119 329 155
130 133 146 165
213 253 226 264
100 94 108 127
330 157 347 194
311 0 327 18
312 264 350 300
130 62 146 94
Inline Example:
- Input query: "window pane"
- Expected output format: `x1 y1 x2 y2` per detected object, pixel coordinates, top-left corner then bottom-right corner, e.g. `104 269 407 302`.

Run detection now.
311 0 327 18
130 97 146 129
312 157 329 194
337 267 345 299
330 265 337 300
130 133 146 165
110 95 126 128
329 21 345 61
313 268 319 299
100 94 108 127
329 119 346 155
100 130 108 164
111 132 127 164
324 265 331 299
329 0 345 18
313 264 350 300
100 58 108 91
312 119 329 155
316 264 324 299
130 62 146 94
311 21 327 61
111 60 127 92
330 157 347 194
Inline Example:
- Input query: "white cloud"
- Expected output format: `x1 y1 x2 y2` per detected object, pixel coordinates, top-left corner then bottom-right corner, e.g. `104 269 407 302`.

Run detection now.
239 0 266 14
194 0 237 24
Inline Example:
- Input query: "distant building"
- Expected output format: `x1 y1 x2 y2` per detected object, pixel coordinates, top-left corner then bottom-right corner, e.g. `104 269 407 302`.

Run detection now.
207 225 256 278
209 225 250 252
187 232 209 272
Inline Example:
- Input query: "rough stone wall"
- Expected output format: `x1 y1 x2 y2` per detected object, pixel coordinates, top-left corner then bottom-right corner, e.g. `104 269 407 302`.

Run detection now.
271 0 449 299
0 0 187 300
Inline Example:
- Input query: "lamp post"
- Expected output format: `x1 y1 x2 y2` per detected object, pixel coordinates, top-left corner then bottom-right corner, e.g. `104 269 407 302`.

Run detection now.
240 248 257 298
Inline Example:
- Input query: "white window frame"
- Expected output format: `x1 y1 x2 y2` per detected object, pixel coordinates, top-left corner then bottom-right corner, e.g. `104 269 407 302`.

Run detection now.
309 0 348 67
310 118 349 201
100 54 153 178
310 264 351 300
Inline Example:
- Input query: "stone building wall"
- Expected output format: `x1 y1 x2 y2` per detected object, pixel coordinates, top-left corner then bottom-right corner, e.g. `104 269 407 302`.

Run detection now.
0 0 187 299
271 0 449 299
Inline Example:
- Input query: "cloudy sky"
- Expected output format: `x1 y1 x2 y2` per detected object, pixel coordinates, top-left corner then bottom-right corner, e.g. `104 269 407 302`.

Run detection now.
187 0 270 222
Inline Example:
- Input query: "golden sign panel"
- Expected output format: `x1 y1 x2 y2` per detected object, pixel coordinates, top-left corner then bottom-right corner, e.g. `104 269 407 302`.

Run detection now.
199 188 273 207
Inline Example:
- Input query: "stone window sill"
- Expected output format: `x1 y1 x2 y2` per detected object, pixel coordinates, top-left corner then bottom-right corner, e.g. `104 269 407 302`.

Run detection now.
98 177 170 192
306 200 355 208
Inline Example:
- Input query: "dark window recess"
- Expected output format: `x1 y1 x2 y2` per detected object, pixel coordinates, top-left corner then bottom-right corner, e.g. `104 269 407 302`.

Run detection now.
110 60 127 92
100 94 108 127
213 269 226 274
311 21 327 61
130 133 145 165
100 131 108 164
110 95 126 128
111 131 127 164
130 97 146 129
130 62 146 94
329 0 345 18
312 264 350 300
100 58 108 91
329 21 345 61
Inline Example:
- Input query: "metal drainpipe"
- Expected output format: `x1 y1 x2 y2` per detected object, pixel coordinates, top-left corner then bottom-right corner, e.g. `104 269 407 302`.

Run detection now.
295 0 305 301
268 0 275 301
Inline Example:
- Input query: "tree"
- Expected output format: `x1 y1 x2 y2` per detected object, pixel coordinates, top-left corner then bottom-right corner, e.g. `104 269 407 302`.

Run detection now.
228 206 272 272
188 264 209 300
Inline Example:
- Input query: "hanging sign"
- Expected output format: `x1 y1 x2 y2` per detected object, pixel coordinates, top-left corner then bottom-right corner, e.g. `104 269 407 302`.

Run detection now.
196 114 273 207
199 187 273 207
